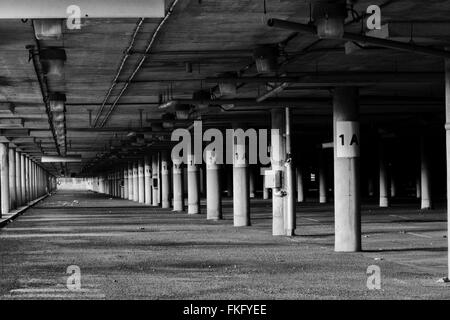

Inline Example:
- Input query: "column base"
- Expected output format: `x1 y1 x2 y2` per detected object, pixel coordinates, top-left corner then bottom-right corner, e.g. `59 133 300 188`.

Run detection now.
379 197 389 207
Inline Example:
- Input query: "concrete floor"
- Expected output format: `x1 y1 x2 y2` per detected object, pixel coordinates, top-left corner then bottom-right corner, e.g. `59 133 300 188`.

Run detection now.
0 190 448 300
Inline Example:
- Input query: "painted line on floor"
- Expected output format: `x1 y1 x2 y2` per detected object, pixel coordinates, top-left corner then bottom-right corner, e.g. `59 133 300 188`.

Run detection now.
302 218 320 222
389 214 409 220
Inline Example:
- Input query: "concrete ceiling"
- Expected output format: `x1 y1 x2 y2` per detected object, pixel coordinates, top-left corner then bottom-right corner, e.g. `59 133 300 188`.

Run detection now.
0 0 449 176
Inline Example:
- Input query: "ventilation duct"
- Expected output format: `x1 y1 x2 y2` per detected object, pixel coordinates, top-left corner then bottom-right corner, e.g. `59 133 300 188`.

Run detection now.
33 19 63 40
174 104 191 120
312 0 347 39
253 45 278 74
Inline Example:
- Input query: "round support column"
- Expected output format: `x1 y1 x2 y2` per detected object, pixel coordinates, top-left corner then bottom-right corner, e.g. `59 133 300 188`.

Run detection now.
123 166 128 199
8 147 16 209
271 110 285 235
379 141 389 207
15 150 22 206
144 156 152 205
152 154 160 206
172 159 184 211
138 160 145 203
420 136 432 209
187 154 200 214
319 151 327 203
233 127 250 227
249 167 255 198
206 150 222 220
333 87 361 252
160 152 170 208
127 163 133 200
0 143 10 216
132 162 139 202
296 167 304 202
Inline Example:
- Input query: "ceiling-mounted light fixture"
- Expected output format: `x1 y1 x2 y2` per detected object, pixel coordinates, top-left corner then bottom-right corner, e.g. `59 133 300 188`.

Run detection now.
312 0 347 39
40 48 67 78
33 19 63 40
174 104 191 120
253 45 278 74
218 72 237 95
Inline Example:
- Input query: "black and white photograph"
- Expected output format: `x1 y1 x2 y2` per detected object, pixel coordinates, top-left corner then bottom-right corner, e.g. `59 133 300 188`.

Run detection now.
0 0 449 309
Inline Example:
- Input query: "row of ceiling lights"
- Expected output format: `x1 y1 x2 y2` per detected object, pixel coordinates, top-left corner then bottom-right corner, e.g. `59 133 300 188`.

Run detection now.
33 19 68 155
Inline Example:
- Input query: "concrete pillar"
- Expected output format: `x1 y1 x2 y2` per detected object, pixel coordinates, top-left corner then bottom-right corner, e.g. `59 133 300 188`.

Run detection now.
249 167 255 198
144 156 152 205
138 159 145 204
333 87 361 252
0 143 10 215
206 150 222 220
160 152 170 208
233 126 250 227
271 110 285 234
187 154 200 214
132 162 139 202
172 159 184 211
15 151 22 206
379 141 389 207
420 136 432 209
444 56 450 280
8 147 16 209
127 162 133 200
416 176 421 199
319 151 327 203
123 166 128 199
261 167 270 200
152 154 160 206
296 167 304 202
390 170 396 198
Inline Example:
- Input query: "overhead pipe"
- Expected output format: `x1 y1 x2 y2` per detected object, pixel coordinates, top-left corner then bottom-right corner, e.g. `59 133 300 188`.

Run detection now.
92 18 145 127
98 0 180 128
267 18 450 59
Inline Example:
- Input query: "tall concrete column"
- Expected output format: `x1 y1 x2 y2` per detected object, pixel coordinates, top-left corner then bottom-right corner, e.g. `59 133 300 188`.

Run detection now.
296 167 304 202
199 166 205 197
152 154 160 206
144 156 152 205
444 56 450 280
333 87 361 252
8 147 16 209
249 167 255 198
420 136 432 209
0 143 10 215
271 110 285 234
319 150 327 203
206 150 222 220
261 167 270 200
390 169 396 198
172 159 184 211
160 152 170 208
187 154 200 214
233 126 250 227
416 176 421 199
132 162 139 202
15 151 22 206
138 160 145 203
123 166 128 199
379 141 389 207
127 162 133 200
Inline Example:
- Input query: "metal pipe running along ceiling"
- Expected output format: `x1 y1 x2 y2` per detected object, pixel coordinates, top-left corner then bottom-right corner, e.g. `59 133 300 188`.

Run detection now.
267 19 450 59
0 0 165 19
